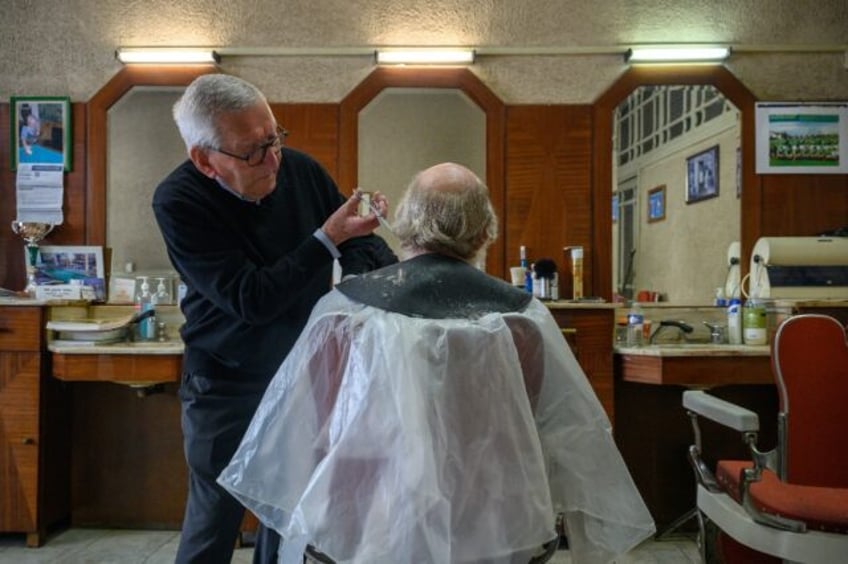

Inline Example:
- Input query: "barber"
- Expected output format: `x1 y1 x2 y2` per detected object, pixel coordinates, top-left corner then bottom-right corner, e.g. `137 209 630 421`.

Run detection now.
152 73 396 564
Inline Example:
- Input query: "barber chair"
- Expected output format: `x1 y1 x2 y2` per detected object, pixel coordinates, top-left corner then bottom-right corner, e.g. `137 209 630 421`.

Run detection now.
682 314 848 563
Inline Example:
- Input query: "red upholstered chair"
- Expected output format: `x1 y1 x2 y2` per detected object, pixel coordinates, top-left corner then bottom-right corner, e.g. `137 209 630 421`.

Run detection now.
682 314 848 564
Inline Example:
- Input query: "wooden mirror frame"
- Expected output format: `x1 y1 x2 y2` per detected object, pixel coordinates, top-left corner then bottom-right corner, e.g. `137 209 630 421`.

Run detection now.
593 66 759 301
85 65 217 245
338 67 507 276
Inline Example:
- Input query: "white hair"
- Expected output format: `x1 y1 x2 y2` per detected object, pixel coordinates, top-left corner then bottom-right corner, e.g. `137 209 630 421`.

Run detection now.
172 74 267 151
393 163 498 261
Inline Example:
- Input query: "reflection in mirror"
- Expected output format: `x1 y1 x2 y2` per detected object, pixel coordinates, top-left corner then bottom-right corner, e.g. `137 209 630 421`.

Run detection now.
612 85 740 304
358 87 485 258
107 86 185 275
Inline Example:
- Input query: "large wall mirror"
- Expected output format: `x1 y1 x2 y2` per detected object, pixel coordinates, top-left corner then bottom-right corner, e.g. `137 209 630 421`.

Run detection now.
338 67 506 276
593 66 759 303
358 87 486 259
86 65 216 272
108 86 186 274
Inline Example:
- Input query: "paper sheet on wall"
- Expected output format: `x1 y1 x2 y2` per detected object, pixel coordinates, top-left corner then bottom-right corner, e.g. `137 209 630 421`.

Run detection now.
15 163 64 224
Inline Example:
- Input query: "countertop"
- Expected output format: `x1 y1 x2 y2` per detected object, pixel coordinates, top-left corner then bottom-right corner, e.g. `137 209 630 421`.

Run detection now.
614 343 770 357
48 340 184 355
544 299 615 309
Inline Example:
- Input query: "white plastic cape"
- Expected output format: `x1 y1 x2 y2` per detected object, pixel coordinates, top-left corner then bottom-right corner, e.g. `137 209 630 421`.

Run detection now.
219 291 655 563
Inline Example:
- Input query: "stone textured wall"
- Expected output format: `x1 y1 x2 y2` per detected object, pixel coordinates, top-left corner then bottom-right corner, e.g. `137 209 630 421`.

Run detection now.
2 0 846 102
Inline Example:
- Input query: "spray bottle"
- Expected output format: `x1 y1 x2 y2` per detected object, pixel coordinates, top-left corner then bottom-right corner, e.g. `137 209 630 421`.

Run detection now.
569 247 584 300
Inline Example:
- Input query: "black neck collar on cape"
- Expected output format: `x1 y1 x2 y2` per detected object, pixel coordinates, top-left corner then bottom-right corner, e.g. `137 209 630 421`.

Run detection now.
337 253 532 319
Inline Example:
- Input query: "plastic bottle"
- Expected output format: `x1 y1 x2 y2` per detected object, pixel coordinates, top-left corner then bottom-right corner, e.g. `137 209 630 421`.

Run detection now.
154 277 171 305
177 280 188 304
519 246 533 294
742 296 767 345
135 276 155 341
570 247 584 300
714 287 727 307
626 302 644 347
727 298 743 345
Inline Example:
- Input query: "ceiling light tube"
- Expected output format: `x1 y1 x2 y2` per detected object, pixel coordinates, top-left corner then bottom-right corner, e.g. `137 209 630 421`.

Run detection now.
116 48 221 65
625 46 731 64
375 48 475 66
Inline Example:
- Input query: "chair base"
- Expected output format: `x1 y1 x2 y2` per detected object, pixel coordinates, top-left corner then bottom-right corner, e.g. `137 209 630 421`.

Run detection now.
697 484 848 564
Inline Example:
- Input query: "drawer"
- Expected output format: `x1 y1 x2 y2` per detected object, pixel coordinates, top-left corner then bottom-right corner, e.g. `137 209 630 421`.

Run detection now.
0 307 43 352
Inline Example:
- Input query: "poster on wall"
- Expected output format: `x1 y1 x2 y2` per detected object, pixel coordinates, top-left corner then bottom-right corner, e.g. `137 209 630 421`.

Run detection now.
755 102 848 174
10 96 72 171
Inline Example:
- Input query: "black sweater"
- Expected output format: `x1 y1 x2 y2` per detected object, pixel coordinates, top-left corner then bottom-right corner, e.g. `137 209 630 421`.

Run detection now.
152 147 396 380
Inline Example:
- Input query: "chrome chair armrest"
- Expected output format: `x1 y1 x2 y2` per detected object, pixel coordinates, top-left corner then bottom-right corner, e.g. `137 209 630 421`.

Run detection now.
683 391 804 533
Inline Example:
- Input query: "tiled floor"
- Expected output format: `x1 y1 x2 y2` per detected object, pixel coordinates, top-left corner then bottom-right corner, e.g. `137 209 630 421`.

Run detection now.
0 528 699 563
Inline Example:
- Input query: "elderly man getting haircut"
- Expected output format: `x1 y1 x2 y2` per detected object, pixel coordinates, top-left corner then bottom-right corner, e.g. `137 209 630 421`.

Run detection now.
219 162 655 563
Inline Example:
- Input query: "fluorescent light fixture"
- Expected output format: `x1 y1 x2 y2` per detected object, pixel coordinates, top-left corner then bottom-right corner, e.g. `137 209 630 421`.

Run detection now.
375 48 475 65
625 46 731 64
115 48 220 64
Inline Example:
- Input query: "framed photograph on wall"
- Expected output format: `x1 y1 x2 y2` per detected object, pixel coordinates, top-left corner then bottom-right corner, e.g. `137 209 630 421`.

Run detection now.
755 102 848 174
612 193 619 223
685 145 720 204
10 96 72 171
32 245 104 286
647 185 666 222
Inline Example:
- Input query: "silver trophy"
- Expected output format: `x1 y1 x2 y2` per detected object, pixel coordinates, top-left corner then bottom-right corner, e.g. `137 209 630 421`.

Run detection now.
11 221 55 296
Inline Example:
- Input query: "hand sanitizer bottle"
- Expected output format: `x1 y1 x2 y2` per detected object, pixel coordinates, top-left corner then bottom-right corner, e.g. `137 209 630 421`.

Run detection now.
154 277 171 305
135 276 155 341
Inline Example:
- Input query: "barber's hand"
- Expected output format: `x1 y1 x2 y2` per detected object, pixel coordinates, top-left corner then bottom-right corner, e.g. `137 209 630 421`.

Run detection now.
321 191 388 246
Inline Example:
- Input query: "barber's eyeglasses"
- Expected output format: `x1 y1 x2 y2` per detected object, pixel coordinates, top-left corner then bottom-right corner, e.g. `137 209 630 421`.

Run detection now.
212 126 288 166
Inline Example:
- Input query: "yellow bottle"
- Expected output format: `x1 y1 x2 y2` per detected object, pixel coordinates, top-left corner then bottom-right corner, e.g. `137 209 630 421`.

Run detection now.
567 246 584 300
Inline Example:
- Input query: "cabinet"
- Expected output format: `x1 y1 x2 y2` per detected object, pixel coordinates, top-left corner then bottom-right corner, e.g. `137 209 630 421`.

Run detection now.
547 304 615 425
0 305 69 546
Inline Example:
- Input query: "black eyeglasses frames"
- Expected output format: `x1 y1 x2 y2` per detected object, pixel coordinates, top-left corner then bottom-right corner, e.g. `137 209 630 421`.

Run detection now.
211 126 289 166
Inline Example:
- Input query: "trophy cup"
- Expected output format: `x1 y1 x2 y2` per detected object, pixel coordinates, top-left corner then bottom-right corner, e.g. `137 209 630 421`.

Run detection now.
11 221 55 296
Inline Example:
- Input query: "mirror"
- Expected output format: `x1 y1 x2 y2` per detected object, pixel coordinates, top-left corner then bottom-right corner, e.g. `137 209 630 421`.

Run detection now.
86 65 215 249
612 85 740 304
338 67 506 276
358 87 486 258
108 86 186 274
593 66 758 303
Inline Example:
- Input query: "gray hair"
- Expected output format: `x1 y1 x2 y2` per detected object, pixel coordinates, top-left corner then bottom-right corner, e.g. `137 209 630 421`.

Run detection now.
393 163 498 261
172 74 267 151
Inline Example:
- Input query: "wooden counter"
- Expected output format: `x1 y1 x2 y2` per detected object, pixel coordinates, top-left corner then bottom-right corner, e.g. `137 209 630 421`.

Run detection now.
545 301 616 423
614 344 771 387
613 343 777 534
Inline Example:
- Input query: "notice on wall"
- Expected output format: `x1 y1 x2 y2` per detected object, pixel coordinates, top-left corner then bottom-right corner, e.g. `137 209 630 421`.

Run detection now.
15 163 64 224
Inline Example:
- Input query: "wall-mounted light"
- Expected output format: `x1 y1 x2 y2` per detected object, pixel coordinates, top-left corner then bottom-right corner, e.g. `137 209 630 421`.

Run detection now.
625 46 731 65
375 48 476 66
115 48 221 64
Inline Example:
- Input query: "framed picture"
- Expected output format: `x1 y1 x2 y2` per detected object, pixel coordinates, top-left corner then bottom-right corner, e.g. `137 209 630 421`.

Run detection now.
685 145 720 204
755 102 848 174
612 193 619 223
10 96 72 171
32 245 104 286
647 185 666 222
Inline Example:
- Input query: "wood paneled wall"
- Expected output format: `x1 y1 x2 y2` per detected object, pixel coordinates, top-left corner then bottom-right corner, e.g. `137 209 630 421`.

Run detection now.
759 175 847 236
271 104 340 181
505 105 594 299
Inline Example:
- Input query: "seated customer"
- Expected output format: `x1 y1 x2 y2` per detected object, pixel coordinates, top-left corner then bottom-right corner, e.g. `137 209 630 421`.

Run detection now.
218 162 655 563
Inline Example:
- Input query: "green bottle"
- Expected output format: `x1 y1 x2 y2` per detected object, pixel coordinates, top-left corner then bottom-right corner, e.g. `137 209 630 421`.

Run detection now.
742 297 767 345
